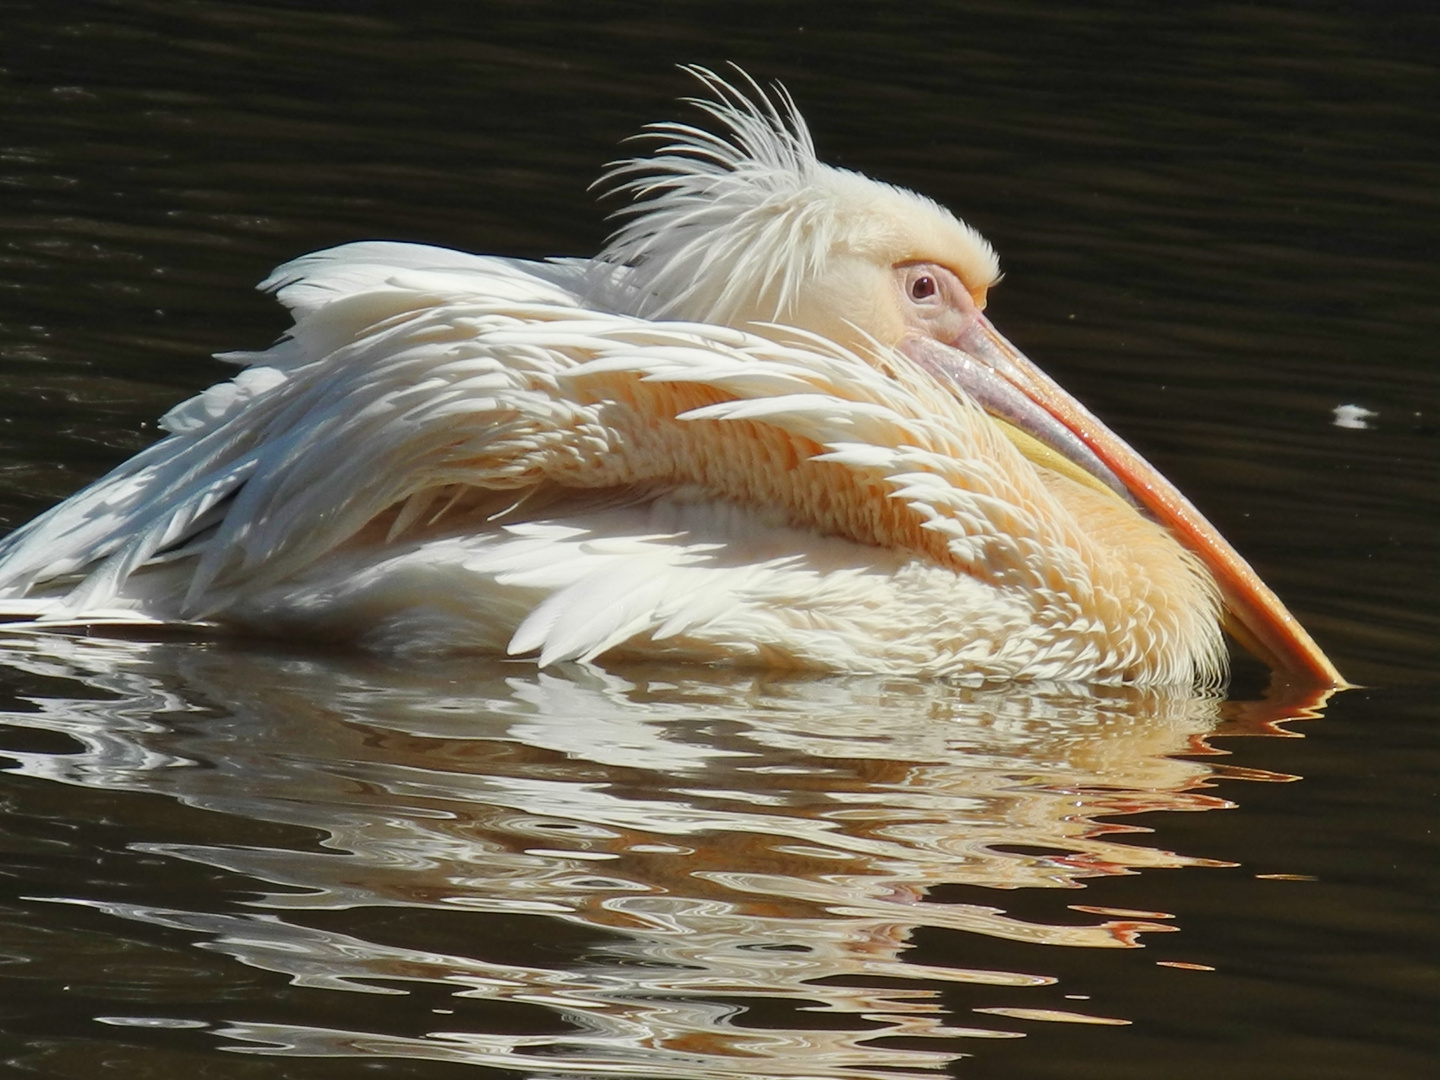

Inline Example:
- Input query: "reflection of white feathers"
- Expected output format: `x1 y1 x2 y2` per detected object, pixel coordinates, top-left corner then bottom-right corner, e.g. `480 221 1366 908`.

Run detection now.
2 634 1258 1070
0 70 1225 684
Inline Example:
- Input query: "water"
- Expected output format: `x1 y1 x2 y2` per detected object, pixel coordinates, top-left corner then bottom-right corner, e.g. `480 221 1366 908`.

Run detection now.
0 2 1435 1077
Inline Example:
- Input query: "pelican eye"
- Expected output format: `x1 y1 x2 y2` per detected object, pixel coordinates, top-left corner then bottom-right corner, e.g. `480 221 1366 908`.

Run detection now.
908 273 938 301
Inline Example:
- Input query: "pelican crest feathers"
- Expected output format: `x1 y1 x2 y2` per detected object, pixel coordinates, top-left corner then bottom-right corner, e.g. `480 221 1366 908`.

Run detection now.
593 66 1000 330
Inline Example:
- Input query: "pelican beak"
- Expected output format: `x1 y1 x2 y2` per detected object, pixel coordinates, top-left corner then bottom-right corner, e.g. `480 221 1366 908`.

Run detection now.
898 317 1345 688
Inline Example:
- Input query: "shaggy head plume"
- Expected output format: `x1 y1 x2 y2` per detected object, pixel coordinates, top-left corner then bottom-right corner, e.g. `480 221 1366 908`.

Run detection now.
593 66 1001 331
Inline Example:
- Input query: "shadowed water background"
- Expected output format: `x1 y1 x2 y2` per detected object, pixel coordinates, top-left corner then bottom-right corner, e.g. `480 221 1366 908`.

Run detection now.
0 2 1435 1077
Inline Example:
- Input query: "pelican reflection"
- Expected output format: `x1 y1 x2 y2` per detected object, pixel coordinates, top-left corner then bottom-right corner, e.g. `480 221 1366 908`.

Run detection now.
1 638 1324 1077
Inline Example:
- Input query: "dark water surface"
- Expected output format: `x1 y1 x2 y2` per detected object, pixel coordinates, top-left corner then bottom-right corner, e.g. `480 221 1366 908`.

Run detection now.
0 2 1435 1077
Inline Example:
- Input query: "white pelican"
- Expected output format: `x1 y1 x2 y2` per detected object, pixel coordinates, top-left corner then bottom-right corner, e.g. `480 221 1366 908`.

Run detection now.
0 69 1340 686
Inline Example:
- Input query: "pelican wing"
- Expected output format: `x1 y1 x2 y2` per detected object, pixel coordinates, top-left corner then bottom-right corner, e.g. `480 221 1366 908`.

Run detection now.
0 246 584 614
0 243 1024 628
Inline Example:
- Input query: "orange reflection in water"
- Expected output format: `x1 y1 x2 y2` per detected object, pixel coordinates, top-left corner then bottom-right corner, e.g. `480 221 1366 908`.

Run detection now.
1 636 1329 1079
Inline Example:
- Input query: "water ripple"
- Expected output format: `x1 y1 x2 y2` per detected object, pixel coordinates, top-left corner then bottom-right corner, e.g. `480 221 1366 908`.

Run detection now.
0 635 1328 1077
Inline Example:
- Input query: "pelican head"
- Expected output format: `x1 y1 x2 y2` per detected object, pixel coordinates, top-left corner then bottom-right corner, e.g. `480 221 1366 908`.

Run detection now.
595 68 1000 352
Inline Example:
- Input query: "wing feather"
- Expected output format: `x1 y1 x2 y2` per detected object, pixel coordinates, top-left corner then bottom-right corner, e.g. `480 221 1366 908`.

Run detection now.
3 242 1027 623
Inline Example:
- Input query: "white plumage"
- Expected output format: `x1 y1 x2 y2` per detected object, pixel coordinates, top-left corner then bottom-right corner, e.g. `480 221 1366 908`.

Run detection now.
0 68 1340 686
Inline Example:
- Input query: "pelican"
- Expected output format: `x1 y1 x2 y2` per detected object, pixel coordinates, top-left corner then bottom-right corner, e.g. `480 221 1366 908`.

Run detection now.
0 69 1340 686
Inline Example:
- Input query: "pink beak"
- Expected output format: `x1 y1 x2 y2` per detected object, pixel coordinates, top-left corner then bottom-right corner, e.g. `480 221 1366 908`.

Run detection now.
900 313 1344 688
